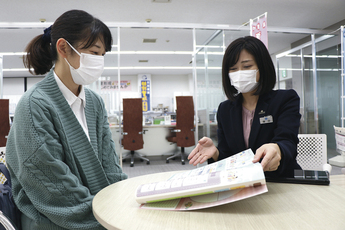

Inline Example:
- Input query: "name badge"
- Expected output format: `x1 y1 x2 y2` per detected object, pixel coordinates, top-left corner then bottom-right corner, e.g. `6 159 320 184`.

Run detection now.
260 115 273 124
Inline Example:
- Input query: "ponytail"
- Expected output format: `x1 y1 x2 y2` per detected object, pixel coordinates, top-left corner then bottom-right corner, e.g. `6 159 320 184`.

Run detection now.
23 10 112 76
23 27 53 75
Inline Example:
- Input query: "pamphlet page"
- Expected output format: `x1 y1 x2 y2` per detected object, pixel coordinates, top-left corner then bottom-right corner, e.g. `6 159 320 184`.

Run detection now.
136 149 267 207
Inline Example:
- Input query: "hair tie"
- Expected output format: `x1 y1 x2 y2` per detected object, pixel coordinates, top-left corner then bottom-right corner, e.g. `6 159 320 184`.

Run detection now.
42 25 52 43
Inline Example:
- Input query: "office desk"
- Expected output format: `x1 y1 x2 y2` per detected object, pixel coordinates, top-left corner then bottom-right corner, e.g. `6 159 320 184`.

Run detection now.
93 172 345 230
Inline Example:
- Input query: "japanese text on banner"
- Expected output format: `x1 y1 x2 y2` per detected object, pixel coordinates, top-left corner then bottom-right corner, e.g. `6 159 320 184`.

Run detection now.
250 13 268 48
141 80 150 112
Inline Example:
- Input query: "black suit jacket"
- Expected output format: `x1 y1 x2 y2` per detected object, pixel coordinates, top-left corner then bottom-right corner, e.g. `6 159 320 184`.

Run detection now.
210 89 301 178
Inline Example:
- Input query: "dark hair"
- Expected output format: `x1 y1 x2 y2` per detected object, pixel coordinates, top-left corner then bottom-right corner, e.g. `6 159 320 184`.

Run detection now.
222 36 276 101
23 10 112 75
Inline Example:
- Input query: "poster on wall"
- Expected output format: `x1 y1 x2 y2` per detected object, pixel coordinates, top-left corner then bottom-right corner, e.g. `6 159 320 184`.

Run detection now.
100 80 132 91
250 12 268 49
138 74 151 112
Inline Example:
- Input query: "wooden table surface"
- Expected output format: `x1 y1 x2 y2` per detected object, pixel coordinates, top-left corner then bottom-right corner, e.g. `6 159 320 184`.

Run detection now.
93 172 345 230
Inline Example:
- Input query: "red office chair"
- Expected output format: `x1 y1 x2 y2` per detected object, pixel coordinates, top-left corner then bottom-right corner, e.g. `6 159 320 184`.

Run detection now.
122 98 150 167
166 96 195 165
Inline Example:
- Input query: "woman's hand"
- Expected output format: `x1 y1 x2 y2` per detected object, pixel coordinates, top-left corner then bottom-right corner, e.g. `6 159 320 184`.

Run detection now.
188 137 219 166
253 143 281 171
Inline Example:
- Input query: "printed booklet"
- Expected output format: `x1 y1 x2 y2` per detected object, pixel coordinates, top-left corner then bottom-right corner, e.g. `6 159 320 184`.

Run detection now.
135 149 266 206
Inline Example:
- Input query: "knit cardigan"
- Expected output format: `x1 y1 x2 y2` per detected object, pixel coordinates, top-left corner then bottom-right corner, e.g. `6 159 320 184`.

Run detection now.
6 70 127 230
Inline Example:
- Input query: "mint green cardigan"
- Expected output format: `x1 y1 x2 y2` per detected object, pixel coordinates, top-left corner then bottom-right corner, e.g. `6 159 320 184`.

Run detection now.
6 70 127 230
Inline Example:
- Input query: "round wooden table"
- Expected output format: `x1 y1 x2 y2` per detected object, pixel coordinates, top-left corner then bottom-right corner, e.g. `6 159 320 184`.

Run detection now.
93 172 345 230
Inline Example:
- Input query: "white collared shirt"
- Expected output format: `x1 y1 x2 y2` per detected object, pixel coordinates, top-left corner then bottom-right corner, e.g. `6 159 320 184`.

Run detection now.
54 71 90 140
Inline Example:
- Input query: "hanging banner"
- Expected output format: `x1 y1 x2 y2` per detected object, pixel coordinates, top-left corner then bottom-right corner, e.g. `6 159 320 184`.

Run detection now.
101 80 132 91
250 12 268 49
138 74 151 112
341 26 345 78
340 26 345 127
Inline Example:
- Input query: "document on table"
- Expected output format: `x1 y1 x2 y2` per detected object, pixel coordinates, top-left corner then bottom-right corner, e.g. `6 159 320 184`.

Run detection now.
137 149 268 210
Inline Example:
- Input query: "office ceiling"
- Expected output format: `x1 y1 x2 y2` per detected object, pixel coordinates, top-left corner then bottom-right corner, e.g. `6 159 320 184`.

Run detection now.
1 0 345 78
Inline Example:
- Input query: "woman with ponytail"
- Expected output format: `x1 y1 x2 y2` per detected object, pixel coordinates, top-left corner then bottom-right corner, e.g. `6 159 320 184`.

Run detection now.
6 10 127 230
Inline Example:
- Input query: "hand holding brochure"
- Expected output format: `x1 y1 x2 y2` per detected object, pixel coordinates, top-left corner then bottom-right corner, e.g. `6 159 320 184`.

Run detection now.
135 149 266 204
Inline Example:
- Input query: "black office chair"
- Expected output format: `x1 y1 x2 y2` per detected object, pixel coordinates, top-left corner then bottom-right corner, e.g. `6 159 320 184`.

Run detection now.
122 98 150 167
166 96 195 165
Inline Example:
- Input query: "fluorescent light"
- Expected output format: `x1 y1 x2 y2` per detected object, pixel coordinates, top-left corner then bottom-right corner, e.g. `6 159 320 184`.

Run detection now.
107 51 193 55
106 51 224 55
104 66 222 70
0 52 26 56
195 45 225 48
3 68 30 72
285 54 341 58
2 67 221 72
279 68 341 71
0 50 225 57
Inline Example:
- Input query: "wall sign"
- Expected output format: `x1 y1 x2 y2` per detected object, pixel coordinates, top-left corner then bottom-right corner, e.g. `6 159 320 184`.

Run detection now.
101 80 132 91
138 74 151 112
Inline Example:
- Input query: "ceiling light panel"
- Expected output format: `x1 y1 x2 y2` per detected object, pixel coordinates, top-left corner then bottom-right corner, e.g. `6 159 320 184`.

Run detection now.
143 38 157 43
152 0 171 3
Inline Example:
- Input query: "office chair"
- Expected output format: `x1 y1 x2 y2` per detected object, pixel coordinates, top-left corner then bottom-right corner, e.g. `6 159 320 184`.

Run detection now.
166 96 195 165
122 98 150 167
0 211 16 230
0 147 7 184
297 134 331 172
329 125 345 167
0 148 20 230
0 99 10 147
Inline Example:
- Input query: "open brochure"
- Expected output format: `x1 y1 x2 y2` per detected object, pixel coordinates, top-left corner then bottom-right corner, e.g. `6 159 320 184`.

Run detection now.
135 149 267 209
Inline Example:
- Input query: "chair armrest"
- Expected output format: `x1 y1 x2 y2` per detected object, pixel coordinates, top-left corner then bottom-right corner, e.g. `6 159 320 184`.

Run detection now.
170 129 181 133
0 211 16 230
139 129 148 134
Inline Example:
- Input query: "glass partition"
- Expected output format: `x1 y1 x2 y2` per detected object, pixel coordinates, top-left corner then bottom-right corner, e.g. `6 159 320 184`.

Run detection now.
88 27 123 159
195 29 225 144
315 33 342 148
276 32 342 149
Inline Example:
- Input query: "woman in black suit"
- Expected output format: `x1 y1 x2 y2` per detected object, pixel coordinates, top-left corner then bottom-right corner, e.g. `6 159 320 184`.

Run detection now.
188 36 301 178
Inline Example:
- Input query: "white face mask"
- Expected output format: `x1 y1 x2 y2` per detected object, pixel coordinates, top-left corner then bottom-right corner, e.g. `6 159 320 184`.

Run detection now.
64 40 104 85
229 69 259 93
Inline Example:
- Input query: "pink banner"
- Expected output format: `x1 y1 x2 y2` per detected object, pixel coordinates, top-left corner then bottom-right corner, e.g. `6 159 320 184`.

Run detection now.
250 13 268 49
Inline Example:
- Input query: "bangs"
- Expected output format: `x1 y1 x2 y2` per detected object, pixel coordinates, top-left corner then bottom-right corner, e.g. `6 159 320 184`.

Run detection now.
80 20 112 52
227 45 244 69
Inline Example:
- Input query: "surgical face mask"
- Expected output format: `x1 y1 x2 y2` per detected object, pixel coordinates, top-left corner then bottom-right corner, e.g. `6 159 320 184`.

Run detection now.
64 40 104 85
229 69 259 93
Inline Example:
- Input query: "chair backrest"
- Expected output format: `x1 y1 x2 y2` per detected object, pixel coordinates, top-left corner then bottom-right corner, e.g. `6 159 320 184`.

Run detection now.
334 125 345 156
175 96 195 147
0 99 10 147
122 98 143 151
296 134 327 170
